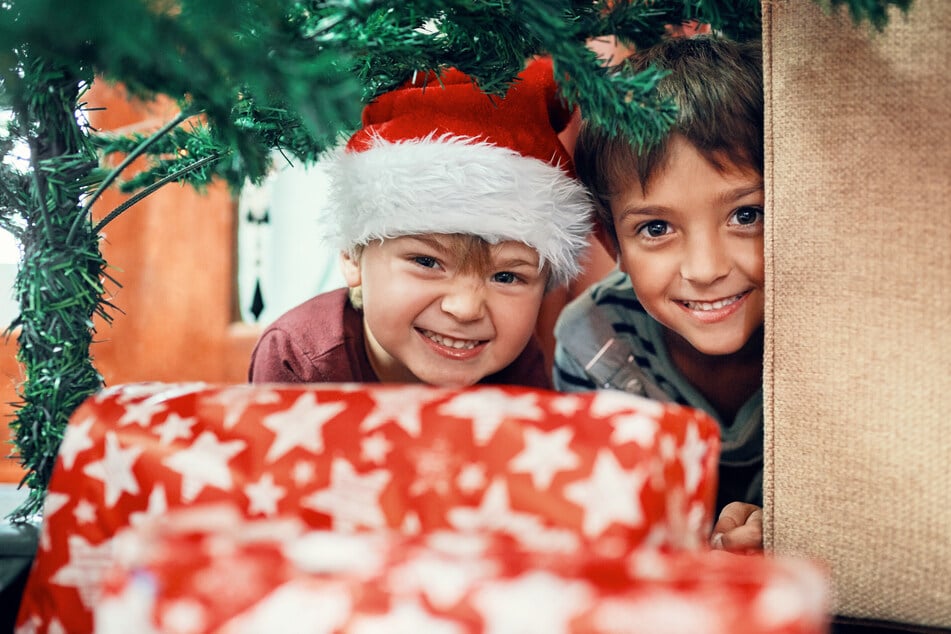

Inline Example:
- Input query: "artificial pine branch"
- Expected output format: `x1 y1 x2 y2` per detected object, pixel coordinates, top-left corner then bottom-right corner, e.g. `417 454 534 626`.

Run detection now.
77 109 195 223
517 0 678 151
818 0 914 31
4 60 105 520
93 152 224 234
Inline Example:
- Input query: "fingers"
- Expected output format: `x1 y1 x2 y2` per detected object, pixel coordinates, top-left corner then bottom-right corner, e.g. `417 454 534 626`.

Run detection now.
715 520 763 553
712 502 760 534
711 504 763 553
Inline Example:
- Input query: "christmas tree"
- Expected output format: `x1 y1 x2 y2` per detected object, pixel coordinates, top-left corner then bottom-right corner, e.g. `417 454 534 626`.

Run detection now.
0 0 912 520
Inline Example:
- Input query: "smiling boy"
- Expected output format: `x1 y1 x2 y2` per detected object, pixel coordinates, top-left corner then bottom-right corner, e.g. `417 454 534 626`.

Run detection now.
553 35 765 550
249 58 592 389
342 234 551 387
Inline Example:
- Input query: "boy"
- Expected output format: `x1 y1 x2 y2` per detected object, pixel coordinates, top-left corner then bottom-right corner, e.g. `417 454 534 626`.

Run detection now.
249 58 593 389
553 35 765 550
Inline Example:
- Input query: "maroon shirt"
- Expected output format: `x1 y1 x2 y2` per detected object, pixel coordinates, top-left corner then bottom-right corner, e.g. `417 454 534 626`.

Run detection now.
248 288 552 389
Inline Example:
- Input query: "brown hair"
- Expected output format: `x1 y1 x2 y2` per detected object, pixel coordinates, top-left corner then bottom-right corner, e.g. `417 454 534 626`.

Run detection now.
574 35 763 247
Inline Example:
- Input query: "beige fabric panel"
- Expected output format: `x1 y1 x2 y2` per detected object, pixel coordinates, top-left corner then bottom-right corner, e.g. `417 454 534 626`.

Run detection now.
763 0 951 626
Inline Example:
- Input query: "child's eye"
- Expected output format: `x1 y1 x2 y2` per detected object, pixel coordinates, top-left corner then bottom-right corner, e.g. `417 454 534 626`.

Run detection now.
637 220 671 238
413 255 439 269
730 206 764 226
492 271 519 284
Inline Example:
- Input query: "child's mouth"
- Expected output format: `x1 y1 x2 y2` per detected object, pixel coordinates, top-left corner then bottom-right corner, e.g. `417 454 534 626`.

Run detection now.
679 291 748 312
418 329 483 350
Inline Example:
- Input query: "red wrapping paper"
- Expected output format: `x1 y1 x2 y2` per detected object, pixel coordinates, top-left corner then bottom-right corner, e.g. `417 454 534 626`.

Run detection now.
93 505 829 634
17 382 724 633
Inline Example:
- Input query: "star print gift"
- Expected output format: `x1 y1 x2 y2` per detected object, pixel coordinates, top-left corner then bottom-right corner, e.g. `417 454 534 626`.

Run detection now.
15 382 775 632
93 508 829 634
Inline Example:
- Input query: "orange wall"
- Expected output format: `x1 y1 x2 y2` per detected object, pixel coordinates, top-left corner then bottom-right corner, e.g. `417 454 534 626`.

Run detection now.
0 83 260 482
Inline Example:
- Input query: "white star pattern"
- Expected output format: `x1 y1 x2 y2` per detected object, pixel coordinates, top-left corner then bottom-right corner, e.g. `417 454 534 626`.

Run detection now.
408 438 458 496
245 473 286 516
670 501 710 550
510 426 579 489
291 460 316 487
563 449 648 537
152 412 197 445
640 524 671 550
446 478 512 531
92 577 161 634
72 499 97 525
660 434 677 461
13 613 40 634
591 593 723 634
753 564 828 628
471 570 593 634
41 491 70 520
590 389 664 419
300 458 391 530
129 485 168 528
261 393 346 462
218 579 353 633
361 432 392 464
447 479 579 553
679 422 708 494
401 510 422 535
47 617 67 634
548 394 584 417
99 382 167 404
38 492 69 552
49 534 115 609
388 551 497 610
456 463 487 493
286 532 385 575
140 382 208 403
360 385 444 437
116 400 168 427
159 599 207 634
439 389 543 445
58 416 95 470
610 410 660 447
83 432 145 508
205 385 281 429
349 597 464 634
163 431 246 503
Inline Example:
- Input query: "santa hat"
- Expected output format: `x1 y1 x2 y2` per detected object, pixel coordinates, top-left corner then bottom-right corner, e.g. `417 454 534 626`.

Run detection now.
323 57 593 287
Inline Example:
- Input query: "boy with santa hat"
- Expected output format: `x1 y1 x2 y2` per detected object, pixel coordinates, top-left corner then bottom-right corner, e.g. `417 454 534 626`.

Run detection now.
249 58 592 388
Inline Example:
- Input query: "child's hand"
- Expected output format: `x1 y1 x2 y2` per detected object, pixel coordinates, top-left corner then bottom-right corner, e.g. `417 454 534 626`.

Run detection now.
710 502 763 553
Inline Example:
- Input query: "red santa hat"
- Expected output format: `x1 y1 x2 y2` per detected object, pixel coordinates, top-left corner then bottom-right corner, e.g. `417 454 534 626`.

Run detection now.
324 57 593 287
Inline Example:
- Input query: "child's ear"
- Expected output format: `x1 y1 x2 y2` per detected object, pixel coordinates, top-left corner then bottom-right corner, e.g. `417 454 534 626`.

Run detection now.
339 250 362 288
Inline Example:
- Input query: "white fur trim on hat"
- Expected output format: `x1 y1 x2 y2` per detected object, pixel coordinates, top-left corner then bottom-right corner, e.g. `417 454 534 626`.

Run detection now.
322 134 593 287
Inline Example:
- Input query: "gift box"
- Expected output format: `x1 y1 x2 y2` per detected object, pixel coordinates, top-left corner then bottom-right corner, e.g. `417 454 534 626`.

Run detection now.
16 382 722 633
93 504 829 634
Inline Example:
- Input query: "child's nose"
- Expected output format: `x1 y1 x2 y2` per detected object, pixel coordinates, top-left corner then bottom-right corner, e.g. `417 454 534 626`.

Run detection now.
440 281 487 322
680 235 731 285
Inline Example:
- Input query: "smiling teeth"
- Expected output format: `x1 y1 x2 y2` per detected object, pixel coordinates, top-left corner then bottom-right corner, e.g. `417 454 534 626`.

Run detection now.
421 330 479 350
682 293 745 311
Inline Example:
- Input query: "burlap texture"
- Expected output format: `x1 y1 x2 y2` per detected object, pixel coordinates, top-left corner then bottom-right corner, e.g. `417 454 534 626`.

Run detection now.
763 0 951 626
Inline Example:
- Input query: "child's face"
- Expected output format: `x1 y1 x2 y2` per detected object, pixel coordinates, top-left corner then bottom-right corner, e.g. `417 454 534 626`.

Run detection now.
341 234 547 387
610 135 765 356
